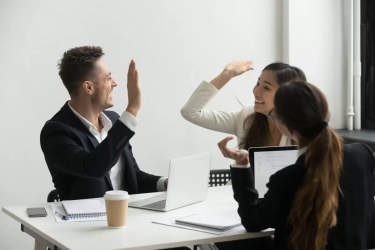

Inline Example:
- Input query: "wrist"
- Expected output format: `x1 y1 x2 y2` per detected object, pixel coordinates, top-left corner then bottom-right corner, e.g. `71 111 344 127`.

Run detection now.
220 70 234 80
210 71 232 90
235 159 249 165
126 107 139 117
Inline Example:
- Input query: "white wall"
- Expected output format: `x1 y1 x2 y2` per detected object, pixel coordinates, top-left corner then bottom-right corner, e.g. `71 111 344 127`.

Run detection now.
287 0 347 128
0 0 347 249
0 0 281 249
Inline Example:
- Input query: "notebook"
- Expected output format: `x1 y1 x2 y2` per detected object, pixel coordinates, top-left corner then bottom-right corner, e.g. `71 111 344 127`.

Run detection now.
61 199 106 219
175 213 241 231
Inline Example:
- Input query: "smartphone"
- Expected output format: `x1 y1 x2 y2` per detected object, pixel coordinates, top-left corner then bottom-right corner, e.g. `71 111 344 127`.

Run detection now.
27 207 47 217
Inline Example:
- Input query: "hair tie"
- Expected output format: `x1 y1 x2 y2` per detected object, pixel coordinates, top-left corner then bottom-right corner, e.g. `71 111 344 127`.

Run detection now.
321 121 328 128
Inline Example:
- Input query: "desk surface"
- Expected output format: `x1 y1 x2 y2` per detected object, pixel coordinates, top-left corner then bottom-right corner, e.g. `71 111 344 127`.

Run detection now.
2 186 274 250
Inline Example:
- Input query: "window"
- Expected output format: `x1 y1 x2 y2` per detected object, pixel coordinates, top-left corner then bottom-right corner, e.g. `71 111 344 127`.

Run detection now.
361 0 375 129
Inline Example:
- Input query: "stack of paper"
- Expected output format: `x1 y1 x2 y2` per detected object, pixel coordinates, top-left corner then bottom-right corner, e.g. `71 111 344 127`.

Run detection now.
175 214 241 231
152 213 243 235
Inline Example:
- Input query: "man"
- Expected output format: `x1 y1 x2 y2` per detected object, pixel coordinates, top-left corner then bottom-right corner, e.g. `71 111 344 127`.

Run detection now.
40 46 168 200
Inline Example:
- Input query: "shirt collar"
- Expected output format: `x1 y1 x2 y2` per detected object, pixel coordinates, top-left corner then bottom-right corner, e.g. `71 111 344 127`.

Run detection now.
68 102 112 131
298 146 308 157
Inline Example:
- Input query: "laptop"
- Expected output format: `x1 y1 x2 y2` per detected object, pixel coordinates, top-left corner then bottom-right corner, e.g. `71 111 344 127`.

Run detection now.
128 152 212 212
248 146 298 198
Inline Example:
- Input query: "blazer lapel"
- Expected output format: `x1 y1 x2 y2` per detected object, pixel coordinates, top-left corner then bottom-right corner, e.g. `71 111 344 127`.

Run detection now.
60 101 113 190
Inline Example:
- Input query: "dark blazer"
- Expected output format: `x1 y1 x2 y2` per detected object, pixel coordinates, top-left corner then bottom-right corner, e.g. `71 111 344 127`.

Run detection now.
231 142 375 250
40 102 161 200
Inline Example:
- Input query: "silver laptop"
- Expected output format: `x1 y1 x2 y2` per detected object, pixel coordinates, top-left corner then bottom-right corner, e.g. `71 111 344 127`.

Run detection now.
128 152 212 212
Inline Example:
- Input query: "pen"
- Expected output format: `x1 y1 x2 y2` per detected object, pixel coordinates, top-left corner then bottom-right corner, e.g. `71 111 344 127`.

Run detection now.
54 211 68 220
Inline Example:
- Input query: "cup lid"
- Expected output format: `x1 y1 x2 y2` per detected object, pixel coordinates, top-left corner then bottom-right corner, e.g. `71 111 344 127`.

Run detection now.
104 190 130 200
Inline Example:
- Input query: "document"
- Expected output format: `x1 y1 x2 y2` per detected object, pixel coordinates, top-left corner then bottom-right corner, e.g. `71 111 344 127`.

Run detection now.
254 150 298 198
153 214 244 235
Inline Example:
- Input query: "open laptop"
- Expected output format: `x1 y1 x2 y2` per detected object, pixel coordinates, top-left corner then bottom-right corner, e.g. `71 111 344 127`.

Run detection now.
249 146 298 198
128 152 212 212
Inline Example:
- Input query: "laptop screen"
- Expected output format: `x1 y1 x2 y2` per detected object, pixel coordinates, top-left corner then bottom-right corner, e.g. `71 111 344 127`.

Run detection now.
249 146 298 198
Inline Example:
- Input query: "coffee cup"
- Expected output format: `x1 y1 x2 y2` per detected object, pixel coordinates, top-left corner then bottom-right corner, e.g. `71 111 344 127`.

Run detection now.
104 190 130 228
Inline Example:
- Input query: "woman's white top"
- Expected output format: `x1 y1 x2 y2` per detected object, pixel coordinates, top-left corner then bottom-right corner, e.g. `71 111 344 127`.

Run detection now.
181 81 292 147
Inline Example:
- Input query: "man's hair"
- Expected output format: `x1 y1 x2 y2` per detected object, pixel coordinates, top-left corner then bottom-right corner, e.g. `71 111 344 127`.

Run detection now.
58 46 104 96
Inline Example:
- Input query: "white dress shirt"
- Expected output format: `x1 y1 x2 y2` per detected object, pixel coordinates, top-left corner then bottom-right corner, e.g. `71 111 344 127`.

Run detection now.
68 103 167 191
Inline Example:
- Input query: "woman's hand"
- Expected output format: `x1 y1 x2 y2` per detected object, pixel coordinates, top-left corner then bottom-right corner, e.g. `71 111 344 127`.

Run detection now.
217 136 249 165
210 61 254 90
223 61 254 78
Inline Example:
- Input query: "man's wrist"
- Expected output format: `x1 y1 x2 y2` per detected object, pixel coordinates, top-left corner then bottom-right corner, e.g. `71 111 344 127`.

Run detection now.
157 177 168 191
126 107 139 117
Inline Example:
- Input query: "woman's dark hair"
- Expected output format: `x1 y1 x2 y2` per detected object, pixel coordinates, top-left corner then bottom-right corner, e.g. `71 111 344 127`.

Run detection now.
274 80 343 250
240 62 306 149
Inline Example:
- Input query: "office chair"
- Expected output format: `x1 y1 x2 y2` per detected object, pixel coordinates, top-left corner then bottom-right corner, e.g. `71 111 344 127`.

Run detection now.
208 169 231 187
47 189 60 203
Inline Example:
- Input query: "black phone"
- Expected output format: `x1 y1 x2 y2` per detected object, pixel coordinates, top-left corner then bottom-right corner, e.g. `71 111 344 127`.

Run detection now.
27 207 47 217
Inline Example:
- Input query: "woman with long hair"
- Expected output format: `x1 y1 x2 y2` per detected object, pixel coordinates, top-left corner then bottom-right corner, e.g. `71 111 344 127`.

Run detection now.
218 80 375 250
181 61 306 151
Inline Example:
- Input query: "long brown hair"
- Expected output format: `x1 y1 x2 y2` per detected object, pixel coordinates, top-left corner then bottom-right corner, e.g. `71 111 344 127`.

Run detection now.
240 62 306 149
274 80 344 250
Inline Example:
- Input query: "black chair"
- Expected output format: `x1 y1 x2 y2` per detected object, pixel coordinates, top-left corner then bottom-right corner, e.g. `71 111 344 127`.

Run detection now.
47 189 60 202
209 169 231 187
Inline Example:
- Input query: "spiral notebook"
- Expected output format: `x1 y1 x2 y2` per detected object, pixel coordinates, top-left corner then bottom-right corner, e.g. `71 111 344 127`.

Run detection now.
61 199 106 220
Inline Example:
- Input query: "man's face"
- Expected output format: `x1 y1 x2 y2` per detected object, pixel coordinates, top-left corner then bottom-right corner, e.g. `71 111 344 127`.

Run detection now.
91 59 117 109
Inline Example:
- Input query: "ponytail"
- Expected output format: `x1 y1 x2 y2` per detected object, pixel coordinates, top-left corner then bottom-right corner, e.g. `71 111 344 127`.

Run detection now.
289 127 343 250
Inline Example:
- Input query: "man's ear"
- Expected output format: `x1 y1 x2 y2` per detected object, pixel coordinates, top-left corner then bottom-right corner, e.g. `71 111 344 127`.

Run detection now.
82 81 94 95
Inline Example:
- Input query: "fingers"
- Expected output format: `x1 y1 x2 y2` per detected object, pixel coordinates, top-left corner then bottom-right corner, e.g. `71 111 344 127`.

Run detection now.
127 60 136 78
135 69 139 85
218 137 250 163
217 136 234 158
217 136 233 149
242 61 254 71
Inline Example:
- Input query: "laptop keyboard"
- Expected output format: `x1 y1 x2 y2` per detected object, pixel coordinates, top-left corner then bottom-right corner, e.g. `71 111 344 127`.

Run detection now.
141 199 166 210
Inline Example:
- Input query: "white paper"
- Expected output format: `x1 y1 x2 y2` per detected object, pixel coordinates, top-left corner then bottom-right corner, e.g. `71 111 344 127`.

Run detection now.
254 150 298 198
152 214 244 235
175 213 241 230
51 204 107 223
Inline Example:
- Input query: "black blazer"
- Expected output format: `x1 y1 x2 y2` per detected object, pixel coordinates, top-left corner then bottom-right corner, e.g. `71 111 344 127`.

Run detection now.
231 143 375 250
40 102 161 200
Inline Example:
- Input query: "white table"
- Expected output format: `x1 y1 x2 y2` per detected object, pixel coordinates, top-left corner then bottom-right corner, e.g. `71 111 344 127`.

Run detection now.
2 186 274 250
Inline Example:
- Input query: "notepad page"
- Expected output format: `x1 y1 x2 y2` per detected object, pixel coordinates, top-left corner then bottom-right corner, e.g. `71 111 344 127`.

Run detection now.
62 199 106 216
175 214 241 230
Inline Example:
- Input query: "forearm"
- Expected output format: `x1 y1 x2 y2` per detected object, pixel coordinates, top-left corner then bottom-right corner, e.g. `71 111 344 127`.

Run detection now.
231 167 270 232
136 171 162 193
209 71 232 90
42 120 135 179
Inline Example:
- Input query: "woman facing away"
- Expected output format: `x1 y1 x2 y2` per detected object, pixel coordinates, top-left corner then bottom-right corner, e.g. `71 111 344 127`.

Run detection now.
181 61 306 151
218 80 375 250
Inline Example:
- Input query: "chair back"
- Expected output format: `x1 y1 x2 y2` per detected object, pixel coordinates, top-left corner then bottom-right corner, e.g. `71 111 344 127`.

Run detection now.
47 189 60 202
209 169 231 187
